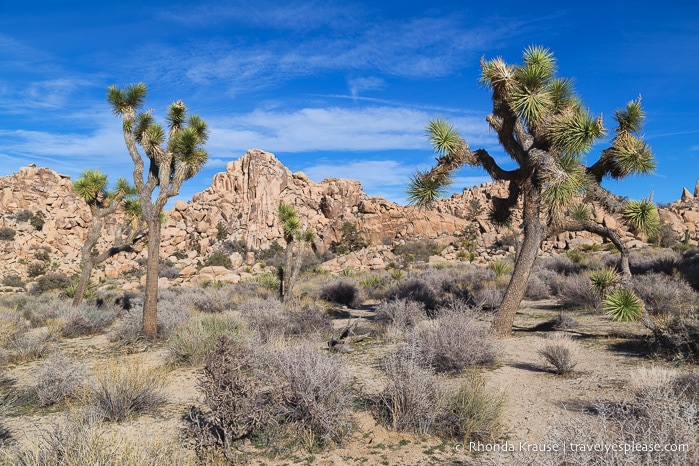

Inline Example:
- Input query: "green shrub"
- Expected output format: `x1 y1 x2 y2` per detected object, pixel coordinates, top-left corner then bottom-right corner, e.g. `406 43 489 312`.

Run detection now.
26 261 48 279
203 252 233 269
604 288 644 322
1 275 24 288
489 260 513 278
88 358 166 422
0 227 16 241
319 279 361 308
537 334 578 375
168 313 250 365
30 273 72 295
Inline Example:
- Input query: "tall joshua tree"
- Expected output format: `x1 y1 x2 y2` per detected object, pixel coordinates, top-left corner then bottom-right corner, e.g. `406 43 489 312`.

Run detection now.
72 169 144 306
408 46 659 338
108 83 209 339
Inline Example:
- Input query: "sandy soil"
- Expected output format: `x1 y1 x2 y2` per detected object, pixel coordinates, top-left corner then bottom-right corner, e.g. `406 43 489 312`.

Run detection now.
1 299 689 465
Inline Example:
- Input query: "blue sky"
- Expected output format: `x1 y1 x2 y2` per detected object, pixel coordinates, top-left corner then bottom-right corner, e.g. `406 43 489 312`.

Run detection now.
1 1 698 207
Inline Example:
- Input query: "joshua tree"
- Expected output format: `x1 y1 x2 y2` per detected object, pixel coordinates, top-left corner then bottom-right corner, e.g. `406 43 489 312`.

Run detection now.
72 169 144 306
108 83 209 339
278 203 315 304
408 46 659 338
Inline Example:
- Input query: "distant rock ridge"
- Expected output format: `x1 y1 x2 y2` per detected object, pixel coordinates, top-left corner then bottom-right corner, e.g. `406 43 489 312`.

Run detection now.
1 150 698 288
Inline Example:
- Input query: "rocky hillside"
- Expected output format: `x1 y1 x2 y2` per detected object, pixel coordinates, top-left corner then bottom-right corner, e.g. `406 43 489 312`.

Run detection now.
0 149 698 289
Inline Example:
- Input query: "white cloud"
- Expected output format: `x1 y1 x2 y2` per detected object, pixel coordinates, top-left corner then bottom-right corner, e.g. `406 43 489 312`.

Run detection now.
208 105 494 155
348 76 385 97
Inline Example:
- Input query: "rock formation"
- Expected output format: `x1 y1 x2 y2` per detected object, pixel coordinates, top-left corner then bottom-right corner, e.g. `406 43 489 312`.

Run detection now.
1 150 698 288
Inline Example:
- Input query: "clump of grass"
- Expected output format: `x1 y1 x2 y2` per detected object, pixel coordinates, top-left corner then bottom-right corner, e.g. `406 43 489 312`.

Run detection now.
489 260 513 278
34 352 87 407
168 313 250 366
374 299 426 333
435 370 506 442
537 334 578 375
87 358 166 422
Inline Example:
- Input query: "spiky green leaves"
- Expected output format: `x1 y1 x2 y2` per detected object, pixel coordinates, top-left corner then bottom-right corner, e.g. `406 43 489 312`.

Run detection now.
624 198 660 235
279 203 300 242
541 155 588 215
589 267 622 296
406 170 452 209
609 135 656 177
106 83 147 116
548 109 605 157
570 203 592 221
73 170 108 204
479 57 514 94
603 288 644 322
509 46 557 125
427 118 462 157
615 97 645 135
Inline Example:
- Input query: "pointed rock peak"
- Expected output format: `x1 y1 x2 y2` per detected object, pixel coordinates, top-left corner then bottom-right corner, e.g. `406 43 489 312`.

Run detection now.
681 187 694 202
694 179 699 198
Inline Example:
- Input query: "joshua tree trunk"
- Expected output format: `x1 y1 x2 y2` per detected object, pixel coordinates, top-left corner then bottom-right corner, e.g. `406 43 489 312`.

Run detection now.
142 219 161 339
491 184 545 338
72 260 95 307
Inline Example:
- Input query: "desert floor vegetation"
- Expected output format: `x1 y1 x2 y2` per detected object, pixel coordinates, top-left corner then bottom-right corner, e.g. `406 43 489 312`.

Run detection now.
0 246 696 465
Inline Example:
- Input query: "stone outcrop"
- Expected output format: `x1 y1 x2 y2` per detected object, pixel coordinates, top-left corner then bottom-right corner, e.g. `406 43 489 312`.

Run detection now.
1 151 698 288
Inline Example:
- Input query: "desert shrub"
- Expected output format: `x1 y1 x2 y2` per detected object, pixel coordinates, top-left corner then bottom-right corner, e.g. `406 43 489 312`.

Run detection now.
111 304 189 344
537 334 578 375
678 248 699 290
29 273 72 295
188 286 233 314
525 273 551 300
358 272 392 300
319 278 361 308
537 254 584 275
0 227 15 241
190 336 279 459
409 307 496 373
331 221 369 254
378 346 439 435
158 266 180 279
632 272 698 318
375 299 426 332
2 407 190 465
270 343 354 448
0 329 52 364
26 261 47 279
34 352 86 407
61 304 117 338
285 305 332 338
203 251 232 269
29 210 45 231
236 297 286 343
390 277 439 313
253 272 281 291
168 313 250 365
393 239 438 263
1 275 24 289
87 358 166 422
435 370 506 442
658 315 699 362
15 209 34 222
557 273 601 311
538 367 698 466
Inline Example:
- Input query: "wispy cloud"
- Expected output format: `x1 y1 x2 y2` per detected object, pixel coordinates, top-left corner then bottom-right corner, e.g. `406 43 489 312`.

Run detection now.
348 76 385 98
208 105 494 155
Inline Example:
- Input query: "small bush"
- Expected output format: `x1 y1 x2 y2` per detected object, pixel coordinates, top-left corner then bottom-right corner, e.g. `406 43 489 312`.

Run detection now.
375 299 426 332
87 358 166 422
557 273 601 311
393 239 439 263
237 297 286 343
435 370 506 442
34 352 86 407
193 336 279 454
589 266 621 296
1 329 52 364
1 275 24 288
61 304 117 338
391 277 439 313
537 334 578 375
168 313 250 365
270 344 354 448
489 260 513 278
29 273 72 295
604 288 644 322
319 279 361 308
631 272 698 318
0 227 16 241
15 209 34 222
525 273 551 300
26 261 47 278
188 287 233 313
203 252 233 269
285 305 332 338
410 307 496 373
378 346 440 435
